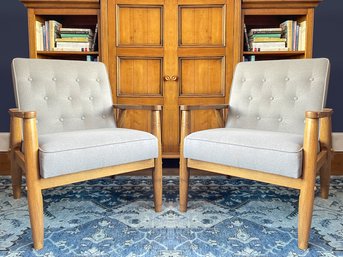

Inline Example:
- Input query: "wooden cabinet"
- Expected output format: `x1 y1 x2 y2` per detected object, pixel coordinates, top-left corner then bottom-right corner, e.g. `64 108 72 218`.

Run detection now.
20 0 322 158
107 0 236 157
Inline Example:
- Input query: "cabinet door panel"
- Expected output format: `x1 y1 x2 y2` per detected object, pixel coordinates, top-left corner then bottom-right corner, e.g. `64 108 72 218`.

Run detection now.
179 5 225 46
180 57 224 96
117 5 162 46
118 58 162 96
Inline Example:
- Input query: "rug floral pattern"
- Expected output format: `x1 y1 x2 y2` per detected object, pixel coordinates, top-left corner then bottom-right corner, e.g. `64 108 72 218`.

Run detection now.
0 176 342 257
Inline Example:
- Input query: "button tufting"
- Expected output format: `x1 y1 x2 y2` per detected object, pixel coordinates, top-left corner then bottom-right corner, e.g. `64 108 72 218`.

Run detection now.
59 117 64 122
309 77 314 81
241 78 246 82
102 114 107 119
81 116 85 120
262 78 266 82
52 77 57 81
270 96 274 100
236 115 240 119
44 96 48 100
76 78 80 82
68 96 72 101
96 78 101 82
256 116 261 120
293 96 298 101
248 96 253 101
285 77 290 81
278 117 283 122
89 96 94 100
28 77 32 81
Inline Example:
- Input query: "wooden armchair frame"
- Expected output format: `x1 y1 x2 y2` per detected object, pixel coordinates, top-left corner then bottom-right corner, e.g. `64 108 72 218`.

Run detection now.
179 104 333 250
9 104 162 250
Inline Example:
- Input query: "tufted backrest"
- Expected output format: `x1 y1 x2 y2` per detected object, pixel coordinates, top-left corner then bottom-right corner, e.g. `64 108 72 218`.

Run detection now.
226 58 330 134
12 58 116 135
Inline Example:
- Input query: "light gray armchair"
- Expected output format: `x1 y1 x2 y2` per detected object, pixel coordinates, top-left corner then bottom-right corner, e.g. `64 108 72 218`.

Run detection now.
9 58 162 250
179 58 332 250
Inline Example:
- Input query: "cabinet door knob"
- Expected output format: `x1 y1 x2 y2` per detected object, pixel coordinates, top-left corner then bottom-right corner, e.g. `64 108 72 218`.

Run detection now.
164 75 178 81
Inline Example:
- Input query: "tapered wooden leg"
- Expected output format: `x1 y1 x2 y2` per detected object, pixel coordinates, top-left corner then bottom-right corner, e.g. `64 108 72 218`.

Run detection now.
179 156 189 212
298 116 319 250
11 162 22 199
151 109 163 212
298 182 315 250
179 109 190 212
27 185 44 250
319 160 331 199
23 115 44 249
153 158 162 212
318 112 333 199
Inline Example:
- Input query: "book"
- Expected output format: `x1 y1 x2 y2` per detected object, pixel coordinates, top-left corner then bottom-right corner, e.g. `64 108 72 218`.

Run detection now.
249 38 286 43
91 23 98 51
35 21 43 51
60 28 93 34
56 42 92 48
252 47 289 52
280 20 293 50
298 20 307 51
243 24 250 51
250 42 286 48
248 28 282 36
44 21 49 50
48 20 62 51
249 33 282 38
60 33 92 38
56 38 91 42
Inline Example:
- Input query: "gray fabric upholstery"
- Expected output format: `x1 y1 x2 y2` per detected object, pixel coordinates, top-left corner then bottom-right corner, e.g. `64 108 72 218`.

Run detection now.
39 128 158 178
12 58 116 135
184 58 330 178
11 58 159 178
226 58 330 134
184 128 303 178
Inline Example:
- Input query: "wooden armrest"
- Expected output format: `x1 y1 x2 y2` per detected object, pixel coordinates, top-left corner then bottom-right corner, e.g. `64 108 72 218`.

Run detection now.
180 104 229 111
305 108 333 119
113 104 162 111
9 108 36 119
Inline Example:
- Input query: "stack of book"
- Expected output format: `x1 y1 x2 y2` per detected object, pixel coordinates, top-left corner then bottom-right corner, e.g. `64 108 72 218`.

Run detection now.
247 28 287 52
280 20 306 51
55 26 97 52
35 20 62 51
35 21 98 52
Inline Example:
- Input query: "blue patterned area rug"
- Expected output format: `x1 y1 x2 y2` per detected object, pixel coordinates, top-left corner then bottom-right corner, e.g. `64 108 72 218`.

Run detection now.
0 176 342 257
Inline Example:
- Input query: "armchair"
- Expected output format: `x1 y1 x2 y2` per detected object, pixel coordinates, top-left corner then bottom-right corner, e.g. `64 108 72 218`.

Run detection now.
180 58 332 250
9 58 162 250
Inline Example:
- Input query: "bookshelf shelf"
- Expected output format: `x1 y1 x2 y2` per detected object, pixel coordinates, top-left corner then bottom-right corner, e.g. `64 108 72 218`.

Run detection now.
243 51 305 56
37 51 99 56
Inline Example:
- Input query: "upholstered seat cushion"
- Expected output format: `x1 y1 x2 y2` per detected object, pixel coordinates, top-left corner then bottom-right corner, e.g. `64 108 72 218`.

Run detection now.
38 128 158 178
184 128 304 178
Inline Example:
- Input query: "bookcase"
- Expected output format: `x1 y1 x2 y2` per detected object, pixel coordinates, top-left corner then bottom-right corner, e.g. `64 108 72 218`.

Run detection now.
21 0 108 65
239 0 320 62
19 0 322 158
